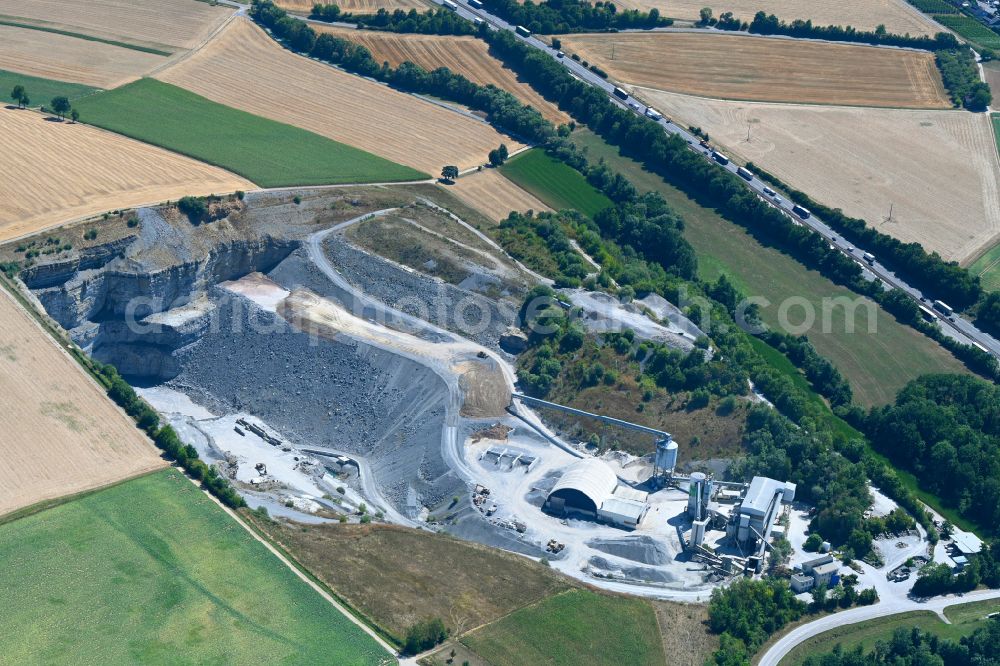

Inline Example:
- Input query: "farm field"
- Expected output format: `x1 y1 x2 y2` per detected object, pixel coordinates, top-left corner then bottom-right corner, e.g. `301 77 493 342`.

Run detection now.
74 79 424 187
0 69 97 104
461 589 666 666
448 168 552 222
0 286 163 519
315 27 568 123
0 0 234 54
559 32 950 109
0 107 252 243
781 598 1000 664
156 17 513 175
933 14 1000 50
570 129 968 407
0 469 392 664
500 150 613 218
0 23 164 89
614 0 940 34
634 88 1000 263
277 0 430 14
244 518 572 643
969 235 1000 292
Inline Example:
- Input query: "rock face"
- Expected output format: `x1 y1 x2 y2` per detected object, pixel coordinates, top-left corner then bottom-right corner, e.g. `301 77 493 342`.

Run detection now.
499 326 528 354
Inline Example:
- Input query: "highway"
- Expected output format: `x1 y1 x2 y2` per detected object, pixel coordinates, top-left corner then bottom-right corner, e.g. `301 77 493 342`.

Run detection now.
442 0 1000 358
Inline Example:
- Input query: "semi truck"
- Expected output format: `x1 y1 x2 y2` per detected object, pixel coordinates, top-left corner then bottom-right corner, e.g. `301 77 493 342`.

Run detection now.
737 166 754 181
792 204 811 220
644 107 663 121
515 25 531 37
613 87 628 100
712 151 729 165
862 251 875 264
442 0 458 10
932 300 954 317
469 0 484 7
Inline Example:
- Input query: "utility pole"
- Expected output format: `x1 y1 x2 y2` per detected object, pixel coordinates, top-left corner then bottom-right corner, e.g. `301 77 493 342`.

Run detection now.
886 202 894 223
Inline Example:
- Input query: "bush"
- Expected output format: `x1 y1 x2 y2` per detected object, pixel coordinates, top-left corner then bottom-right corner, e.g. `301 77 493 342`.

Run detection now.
403 617 448 655
177 196 207 222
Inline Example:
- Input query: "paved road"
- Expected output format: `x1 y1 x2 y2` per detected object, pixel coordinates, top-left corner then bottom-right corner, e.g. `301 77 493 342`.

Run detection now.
439 0 1000 358
757 587 1000 666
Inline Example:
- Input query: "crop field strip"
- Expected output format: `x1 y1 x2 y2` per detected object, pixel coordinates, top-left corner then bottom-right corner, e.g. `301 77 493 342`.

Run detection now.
277 0 431 14
570 129 968 407
634 87 1000 264
155 17 515 175
0 69 98 104
560 32 950 109
0 107 253 243
447 168 553 222
0 285 165 518
0 0 234 54
0 469 392 664
933 14 1000 50
315 26 569 124
500 149 614 218
613 0 941 34
74 78 426 187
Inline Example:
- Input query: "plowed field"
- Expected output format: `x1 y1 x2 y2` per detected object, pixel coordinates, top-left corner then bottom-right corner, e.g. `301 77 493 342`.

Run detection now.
448 169 552 222
277 0 430 14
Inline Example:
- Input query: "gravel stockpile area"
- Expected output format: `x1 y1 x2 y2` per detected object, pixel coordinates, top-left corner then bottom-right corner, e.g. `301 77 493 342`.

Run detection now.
168 293 458 511
587 536 671 565
323 235 517 352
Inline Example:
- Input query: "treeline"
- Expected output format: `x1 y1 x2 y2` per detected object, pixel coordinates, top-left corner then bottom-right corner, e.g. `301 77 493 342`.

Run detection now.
738 10 960 50
251 0 553 143
746 163 982 311
480 0 670 33
311 4 479 35
757 329 853 407
95 362 245 508
912 543 1000 597
803 619 1000 666
936 47 993 110
865 373 1000 531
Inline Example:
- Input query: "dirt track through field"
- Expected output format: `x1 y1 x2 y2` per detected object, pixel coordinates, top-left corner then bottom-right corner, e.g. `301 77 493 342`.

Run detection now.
156 18 516 174
0 109 252 243
561 32 950 109
277 0 430 14
0 0 234 53
447 169 552 222
0 286 164 518
636 88 1000 262
0 24 165 89
615 0 940 34
316 27 569 123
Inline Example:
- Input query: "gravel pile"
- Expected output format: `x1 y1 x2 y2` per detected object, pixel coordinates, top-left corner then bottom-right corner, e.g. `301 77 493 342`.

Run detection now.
587 535 672 565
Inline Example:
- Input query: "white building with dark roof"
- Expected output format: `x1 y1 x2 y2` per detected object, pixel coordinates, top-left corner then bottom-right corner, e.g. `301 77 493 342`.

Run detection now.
545 458 649 529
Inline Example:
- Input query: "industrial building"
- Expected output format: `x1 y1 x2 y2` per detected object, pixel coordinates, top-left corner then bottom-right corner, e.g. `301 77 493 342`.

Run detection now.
545 458 649 529
790 554 841 592
728 476 796 555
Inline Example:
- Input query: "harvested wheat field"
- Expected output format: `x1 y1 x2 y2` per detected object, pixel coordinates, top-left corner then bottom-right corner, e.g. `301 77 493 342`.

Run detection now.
0 24 165 89
0 109 252 243
616 0 939 34
638 88 1000 262
562 32 949 109
315 27 569 123
157 18 516 174
0 287 164 518
448 169 552 222
277 0 430 13
0 0 234 54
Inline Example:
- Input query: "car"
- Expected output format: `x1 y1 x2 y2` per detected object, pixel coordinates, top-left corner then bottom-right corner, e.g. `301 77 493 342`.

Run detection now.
762 186 776 197
628 102 640 111
773 195 783 204
556 51 564 58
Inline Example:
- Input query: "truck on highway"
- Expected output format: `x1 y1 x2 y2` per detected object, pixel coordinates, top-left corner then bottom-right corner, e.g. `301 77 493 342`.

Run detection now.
712 150 729 165
469 0 484 7
644 107 663 121
862 251 875 264
919 305 940 323
442 0 458 10
933 300 954 317
737 166 754 181
792 204 811 220
613 86 628 100
515 25 531 37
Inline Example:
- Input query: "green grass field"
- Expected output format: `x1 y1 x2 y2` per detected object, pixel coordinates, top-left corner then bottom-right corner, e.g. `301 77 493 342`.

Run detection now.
993 112 1000 157
500 149 614 218
73 78 427 187
0 469 392 665
0 69 98 105
969 237 1000 293
569 129 967 407
908 0 957 13
461 589 665 666
781 598 1000 664
933 14 1000 49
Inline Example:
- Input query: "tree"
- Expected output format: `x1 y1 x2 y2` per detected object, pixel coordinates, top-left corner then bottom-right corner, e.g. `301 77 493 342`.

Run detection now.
51 96 71 119
440 165 459 182
403 617 448 655
70 108 79 123
699 7 713 24
488 143 509 167
804 533 823 551
10 84 26 109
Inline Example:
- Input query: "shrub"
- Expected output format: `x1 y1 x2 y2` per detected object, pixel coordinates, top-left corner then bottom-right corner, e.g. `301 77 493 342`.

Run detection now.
403 617 448 655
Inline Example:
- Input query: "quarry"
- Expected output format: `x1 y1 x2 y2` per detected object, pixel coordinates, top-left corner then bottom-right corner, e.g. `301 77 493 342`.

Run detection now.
7 186 805 600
